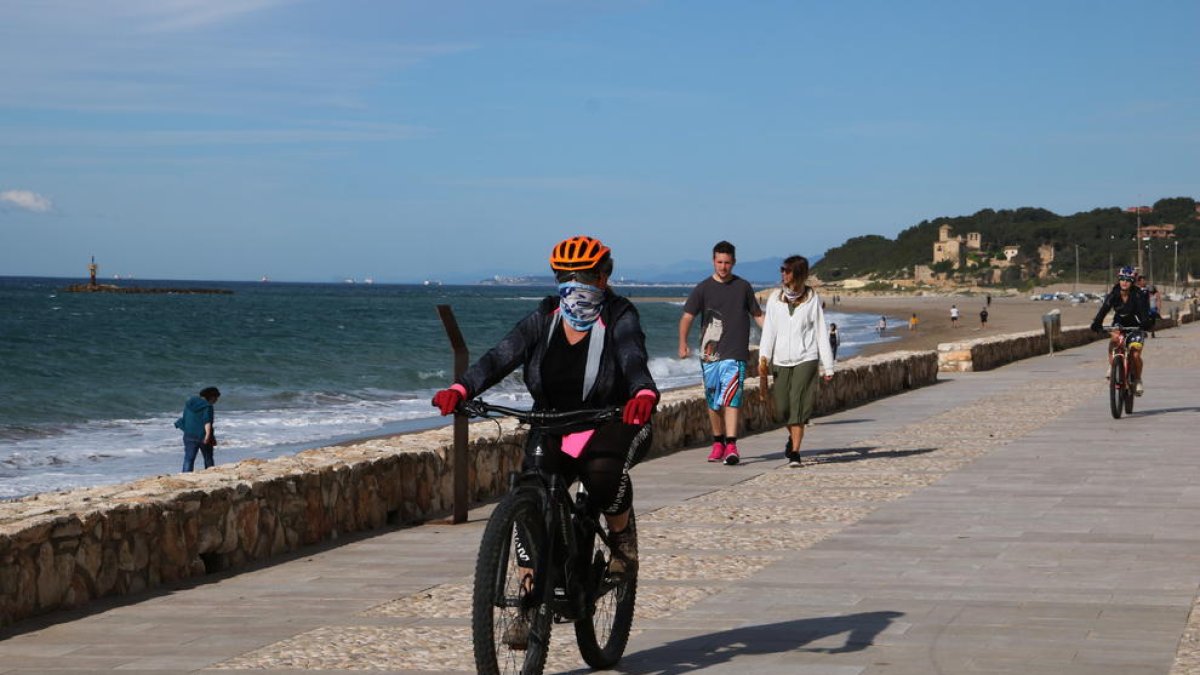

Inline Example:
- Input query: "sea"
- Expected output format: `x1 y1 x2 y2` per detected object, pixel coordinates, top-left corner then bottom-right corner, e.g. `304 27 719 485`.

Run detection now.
0 277 898 499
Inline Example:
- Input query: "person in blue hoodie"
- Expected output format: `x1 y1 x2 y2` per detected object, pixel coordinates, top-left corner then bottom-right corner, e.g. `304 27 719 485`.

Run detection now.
175 387 220 472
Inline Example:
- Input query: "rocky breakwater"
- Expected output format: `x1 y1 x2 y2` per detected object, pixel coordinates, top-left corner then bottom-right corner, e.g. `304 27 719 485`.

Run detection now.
0 349 939 628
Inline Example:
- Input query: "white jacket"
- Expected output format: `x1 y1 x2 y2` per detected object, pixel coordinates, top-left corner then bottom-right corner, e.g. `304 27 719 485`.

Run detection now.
758 288 835 374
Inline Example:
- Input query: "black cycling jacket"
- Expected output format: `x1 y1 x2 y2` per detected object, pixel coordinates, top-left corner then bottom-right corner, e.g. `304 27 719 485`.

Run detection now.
456 292 658 410
1093 285 1151 329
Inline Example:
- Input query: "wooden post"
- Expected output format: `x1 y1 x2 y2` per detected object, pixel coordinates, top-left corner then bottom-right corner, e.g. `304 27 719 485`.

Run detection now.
436 305 470 524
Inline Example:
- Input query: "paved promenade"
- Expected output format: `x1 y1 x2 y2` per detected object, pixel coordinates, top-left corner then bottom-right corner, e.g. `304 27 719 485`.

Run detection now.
3 322 1200 674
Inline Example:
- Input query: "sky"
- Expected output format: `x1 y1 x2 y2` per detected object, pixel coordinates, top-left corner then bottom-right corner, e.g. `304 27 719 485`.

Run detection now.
1 0 1197 284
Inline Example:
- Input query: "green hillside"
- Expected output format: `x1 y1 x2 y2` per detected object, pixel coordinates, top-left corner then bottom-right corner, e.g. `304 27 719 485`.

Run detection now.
814 197 1198 287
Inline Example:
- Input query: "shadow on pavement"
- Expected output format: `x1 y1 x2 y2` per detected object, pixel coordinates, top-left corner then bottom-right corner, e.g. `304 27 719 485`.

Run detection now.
813 418 874 426
1125 406 1200 418
805 447 938 465
595 610 905 674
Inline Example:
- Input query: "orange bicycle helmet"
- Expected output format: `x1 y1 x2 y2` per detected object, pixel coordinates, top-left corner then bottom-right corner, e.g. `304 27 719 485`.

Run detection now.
550 235 611 271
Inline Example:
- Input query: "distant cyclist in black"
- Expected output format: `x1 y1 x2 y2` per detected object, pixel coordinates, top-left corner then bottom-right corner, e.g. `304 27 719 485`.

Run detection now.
1091 266 1152 396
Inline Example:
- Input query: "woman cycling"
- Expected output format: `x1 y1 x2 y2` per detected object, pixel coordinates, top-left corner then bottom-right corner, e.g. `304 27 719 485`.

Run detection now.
1091 265 1152 395
431 235 657 582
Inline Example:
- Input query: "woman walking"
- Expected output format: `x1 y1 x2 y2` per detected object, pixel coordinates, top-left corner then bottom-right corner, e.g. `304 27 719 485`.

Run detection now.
758 256 835 467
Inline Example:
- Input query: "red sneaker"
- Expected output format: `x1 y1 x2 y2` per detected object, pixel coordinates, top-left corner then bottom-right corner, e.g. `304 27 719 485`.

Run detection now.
707 442 725 462
722 443 740 465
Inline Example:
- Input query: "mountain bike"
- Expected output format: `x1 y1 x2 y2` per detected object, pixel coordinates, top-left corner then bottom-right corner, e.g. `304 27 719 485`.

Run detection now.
460 399 638 675
1104 325 1140 419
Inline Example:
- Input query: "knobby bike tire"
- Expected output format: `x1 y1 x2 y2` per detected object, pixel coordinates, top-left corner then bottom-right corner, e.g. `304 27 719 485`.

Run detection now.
1109 357 1124 419
472 490 553 675
1124 361 1136 414
574 518 638 669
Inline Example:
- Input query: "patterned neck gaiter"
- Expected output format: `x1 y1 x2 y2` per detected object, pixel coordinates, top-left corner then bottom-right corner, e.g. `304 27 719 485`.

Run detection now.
558 282 605 331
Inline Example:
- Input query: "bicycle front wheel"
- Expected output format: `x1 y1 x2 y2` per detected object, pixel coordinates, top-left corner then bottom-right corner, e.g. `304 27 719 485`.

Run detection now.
574 518 638 669
1109 357 1124 419
473 491 552 675
1124 369 1135 414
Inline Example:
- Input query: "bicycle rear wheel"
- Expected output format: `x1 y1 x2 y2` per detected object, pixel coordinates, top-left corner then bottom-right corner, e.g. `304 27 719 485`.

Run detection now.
574 517 637 669
1109 357 1124 419
473 491 552 675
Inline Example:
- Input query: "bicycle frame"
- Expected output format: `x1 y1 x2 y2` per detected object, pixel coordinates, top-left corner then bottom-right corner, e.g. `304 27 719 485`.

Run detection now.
1103 325 1138 418
466 398 641 674
466 401 621 619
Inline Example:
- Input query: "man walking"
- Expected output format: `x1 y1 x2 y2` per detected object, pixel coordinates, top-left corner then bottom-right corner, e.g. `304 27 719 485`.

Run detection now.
679 241 764 466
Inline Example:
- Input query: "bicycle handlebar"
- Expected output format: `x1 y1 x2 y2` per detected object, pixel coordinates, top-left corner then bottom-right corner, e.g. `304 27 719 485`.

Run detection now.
1101 325 1141 331
457 399 622 429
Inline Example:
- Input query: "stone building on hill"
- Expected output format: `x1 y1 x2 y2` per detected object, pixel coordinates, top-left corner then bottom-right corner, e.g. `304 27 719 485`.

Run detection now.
920 225 1055 286
932 225 982 270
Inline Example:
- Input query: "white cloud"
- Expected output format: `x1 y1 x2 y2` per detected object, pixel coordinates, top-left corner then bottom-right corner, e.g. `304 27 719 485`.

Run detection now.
138 0 297 33
0 190 54 213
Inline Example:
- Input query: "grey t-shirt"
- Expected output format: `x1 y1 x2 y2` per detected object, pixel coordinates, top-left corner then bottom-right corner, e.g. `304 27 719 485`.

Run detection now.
683 275 761 362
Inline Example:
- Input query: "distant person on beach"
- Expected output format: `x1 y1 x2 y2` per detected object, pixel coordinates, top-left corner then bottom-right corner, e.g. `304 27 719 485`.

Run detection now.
829 323 840 361
431 235 657 602
175 387 219 472
908 313 919 331
1091 266 1151 396
980 307 989 328
986 293 992 307
679 240 764 466
876 316 887 334
950 304 960 327
758 255 834 468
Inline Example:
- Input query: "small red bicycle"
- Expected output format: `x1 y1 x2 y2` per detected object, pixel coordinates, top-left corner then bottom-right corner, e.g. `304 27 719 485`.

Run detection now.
1104 325 1142 419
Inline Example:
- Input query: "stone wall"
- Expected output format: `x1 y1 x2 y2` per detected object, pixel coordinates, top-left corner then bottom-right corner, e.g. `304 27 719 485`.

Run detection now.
0 350 937 628
5 302 1195 627
937 307 1193 372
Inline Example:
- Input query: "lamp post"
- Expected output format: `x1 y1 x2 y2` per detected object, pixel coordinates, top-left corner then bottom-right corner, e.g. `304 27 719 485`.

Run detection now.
1074 244 1080 293
1146 241 1153 284
1135 207 1143 272
1108 234 1115 287
1173 240 1179 296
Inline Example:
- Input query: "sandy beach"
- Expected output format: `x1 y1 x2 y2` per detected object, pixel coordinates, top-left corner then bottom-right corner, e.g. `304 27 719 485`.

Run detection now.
832 291 1095 358
631 281 1189 361
830 281 1194 358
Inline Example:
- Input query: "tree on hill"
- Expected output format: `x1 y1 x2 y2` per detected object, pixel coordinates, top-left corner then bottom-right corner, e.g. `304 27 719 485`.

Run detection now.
813 197 1199 286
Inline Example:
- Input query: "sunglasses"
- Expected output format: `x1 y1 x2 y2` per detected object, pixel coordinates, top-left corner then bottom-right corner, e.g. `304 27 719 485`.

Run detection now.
1118 275 1134 282
556 269 603 285
779 267 792 274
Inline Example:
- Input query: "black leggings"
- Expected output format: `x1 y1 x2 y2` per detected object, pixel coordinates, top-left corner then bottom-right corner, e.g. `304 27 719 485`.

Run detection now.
524 421 651 516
